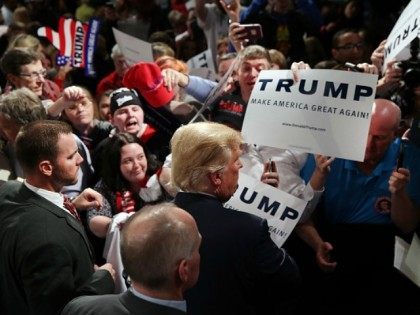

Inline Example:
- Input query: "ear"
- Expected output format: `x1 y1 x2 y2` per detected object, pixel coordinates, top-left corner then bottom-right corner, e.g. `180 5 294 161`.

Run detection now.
178 259 189 284
7 73 18 87
208 171 222 187
39 160 53 177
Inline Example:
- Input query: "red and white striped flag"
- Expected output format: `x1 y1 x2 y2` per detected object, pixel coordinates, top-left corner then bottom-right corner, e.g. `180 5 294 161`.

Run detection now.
38 16 100 76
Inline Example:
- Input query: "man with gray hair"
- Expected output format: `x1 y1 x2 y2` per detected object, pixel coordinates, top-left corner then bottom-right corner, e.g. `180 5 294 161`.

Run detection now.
96 44 128 97
0 87 47 182
171 121 301 315
62 202 202 315
0 87 94 196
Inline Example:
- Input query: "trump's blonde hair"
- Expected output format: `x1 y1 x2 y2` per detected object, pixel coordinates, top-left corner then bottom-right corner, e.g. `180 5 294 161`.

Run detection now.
171 122 242 192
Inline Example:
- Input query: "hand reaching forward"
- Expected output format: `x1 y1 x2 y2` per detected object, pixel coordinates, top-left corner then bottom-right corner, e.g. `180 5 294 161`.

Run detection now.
389 167 410 194
73 188 103 211
260 160 279 188
95 263 116 282
316 241 337 272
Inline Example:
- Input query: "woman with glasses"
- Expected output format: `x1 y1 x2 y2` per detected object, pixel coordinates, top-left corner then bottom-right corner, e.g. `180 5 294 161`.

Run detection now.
1 48 61 101
0 48 95 122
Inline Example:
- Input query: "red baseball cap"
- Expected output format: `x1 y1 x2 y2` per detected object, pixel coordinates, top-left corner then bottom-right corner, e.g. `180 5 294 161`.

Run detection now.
123 62 174 108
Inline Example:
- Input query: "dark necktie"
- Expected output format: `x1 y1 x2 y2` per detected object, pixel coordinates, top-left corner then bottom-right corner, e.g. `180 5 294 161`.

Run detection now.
63 196 81 222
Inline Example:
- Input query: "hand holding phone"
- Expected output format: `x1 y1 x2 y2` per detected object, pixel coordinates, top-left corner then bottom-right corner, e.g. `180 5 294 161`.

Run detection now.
221 0 238 10
345 62 364 72
261 159 279 188
396 139 408 170
267 158 277 173
239 24 263 44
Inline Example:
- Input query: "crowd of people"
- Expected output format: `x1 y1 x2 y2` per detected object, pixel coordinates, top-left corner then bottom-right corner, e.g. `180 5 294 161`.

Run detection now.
0 0 419 314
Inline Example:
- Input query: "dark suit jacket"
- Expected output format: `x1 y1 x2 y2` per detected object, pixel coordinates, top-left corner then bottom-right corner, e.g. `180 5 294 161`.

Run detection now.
0 181 114 315
174 192 301 315
61 290 186 315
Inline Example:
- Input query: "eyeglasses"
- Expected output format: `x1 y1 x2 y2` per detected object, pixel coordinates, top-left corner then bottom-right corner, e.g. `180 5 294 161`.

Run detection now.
18 69 47 79
335 43 364 50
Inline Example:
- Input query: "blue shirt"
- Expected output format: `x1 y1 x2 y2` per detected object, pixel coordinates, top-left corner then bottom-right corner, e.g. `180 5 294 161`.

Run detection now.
303 139 401 224
186 76 217 103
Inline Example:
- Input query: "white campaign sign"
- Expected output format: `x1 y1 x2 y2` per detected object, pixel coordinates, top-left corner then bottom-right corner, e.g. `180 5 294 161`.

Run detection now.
241 69 378 161
224 172 307 248
112 28 153 65
383 0 420 73
187 49 215 72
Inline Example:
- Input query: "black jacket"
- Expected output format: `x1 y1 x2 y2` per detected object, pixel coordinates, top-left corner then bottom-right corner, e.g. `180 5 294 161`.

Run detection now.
0 181 114 315
174 192 301 315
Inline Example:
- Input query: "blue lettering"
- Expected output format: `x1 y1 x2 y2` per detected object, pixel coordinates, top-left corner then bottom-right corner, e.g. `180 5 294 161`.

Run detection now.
299 79 318 95
276 79 294 92
279 207 299 221
324 82 348 99
354 85 373 101
239 187 257 204
257 196 280 216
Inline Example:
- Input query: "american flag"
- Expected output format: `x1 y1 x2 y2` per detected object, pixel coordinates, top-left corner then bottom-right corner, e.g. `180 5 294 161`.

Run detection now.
37 17 88 67
56 55 71 66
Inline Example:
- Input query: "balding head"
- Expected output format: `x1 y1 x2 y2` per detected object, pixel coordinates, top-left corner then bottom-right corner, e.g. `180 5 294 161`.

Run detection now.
364 99 401 167
371 99 401 130
121 203 201 294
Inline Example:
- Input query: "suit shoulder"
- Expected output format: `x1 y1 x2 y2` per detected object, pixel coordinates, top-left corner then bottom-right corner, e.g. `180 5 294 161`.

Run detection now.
62 293 186 315
0 180 23 197
224 206 266 228
62 294 125 315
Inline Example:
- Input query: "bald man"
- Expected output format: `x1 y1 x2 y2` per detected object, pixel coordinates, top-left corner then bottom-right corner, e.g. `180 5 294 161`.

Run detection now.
62 203 201 315
296 99 417 314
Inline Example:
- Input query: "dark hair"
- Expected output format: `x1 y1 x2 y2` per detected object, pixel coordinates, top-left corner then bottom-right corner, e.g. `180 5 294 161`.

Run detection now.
331 28 359 48
149 31 176 52
0 49 42 76
101 133 157 192
15 120 72 174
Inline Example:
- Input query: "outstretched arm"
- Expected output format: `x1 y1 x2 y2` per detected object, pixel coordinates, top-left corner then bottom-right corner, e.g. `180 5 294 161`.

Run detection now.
296 220 337 272
162 68 217 103
389 168 420 233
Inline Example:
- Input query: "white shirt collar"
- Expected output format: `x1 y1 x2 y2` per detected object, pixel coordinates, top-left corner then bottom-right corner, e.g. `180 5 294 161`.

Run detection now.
129 287 186 312
24 180 70 214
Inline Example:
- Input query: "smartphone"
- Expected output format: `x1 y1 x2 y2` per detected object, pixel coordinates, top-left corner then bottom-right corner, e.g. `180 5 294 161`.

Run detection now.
396 139 408 169
344 62 364 72
239 24 263 44
409 118 420 147
267 159 276 172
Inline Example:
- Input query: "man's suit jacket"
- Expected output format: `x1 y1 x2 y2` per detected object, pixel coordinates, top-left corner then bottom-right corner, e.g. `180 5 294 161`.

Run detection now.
174 192 301 315
0 181 114 315
61 290 186 315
